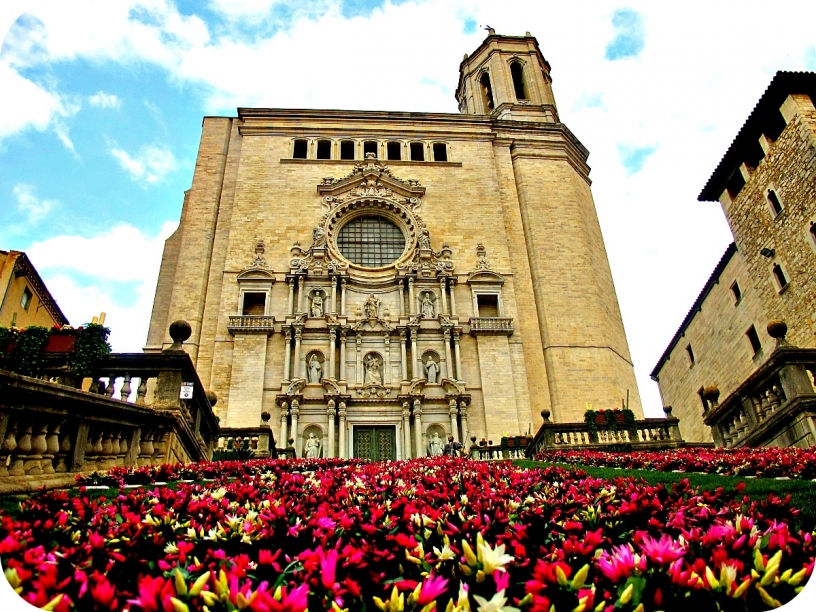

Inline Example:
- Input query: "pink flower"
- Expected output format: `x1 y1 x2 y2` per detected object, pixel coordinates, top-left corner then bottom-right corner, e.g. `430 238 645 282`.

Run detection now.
416 572 449 606
638 534 685 565
319 547 339 591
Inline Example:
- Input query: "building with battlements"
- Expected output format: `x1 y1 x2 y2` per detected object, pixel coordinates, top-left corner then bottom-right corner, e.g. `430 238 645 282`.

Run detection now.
146 31 643 459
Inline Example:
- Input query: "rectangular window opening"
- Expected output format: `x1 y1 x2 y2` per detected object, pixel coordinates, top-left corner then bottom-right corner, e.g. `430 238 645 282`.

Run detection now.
21 286 33 311
746 325 762 356
242 292 267 316
293 139 308 159
387 142 401 161
410 142 425 161
725 170 746 200
363 141 378 158
340 140 355 160
432 143 448 162
316 140 331 160
731 281 742 304
476 294 499 318
685 344 695 367
767 189 783 216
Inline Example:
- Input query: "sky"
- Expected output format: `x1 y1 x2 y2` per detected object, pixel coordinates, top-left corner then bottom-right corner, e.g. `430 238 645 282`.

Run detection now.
2 0 816 421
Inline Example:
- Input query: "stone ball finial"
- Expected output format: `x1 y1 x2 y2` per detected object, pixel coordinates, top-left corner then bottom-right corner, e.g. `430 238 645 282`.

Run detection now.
663 406 673 417
767 320 788 339
206 390 218 407
470 435 477 443
168 319 192 345
540 408 551 422
703 385 720 403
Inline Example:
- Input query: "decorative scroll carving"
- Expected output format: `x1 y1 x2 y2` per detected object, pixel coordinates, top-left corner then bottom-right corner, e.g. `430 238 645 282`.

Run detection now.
407 378 426 395
322 378 341 394
358 384 390 399
286 378 306 395
247 240 269 270
441 378 466 395
474 243 491 271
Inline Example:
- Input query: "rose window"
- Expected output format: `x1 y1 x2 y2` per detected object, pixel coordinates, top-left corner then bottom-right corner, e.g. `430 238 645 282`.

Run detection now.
336 215 406 268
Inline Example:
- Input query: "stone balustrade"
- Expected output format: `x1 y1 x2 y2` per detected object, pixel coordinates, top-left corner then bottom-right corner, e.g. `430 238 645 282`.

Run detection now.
703 337 816 448
216 425 275 458
227 315 276 334
468 317 514 335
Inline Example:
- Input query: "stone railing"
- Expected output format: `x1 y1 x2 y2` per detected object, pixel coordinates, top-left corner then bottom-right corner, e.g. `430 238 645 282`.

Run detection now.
217 425 275 458
703 324 816 448
469 317 514 335
227 315 276 334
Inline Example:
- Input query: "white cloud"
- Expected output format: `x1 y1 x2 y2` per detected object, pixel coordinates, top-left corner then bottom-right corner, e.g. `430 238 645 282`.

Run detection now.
26 221 179 352
12 182 59 224
88 90 121 109
109 144 178 184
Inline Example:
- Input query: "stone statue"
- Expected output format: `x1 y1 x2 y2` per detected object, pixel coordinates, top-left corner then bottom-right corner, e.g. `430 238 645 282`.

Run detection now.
420 292 435 319
312 226 327 247
418 229 431 249
364 294 380 319
427 432 444 456
307 354 322 383
304 432 322 458
424 357 439 384
364 354 382 386
311 294 324 317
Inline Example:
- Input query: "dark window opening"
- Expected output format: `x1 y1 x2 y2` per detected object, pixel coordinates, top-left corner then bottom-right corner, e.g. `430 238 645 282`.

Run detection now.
410 142 425 161
432 143 447 162
765 110 787 141
510 62 527 100
340 140 355 160
387 142 402 160
725 169 746 200
698 387 709 413
242 293 266 316
731 281 742 304
810 222 816 246
767 189 783 216
476 294 499 317
316 140 331 160
479 72 494 111
772 264 788 290
746 325 762 355
21 286 33 311
363 141 378 158
685 345 695 366
293 139 308 159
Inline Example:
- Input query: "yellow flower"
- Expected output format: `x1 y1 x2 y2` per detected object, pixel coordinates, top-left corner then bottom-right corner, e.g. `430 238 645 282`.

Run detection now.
476 534 515 575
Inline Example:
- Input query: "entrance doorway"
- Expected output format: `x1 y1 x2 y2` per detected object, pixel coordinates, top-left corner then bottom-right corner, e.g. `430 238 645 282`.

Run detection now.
353 426 397 461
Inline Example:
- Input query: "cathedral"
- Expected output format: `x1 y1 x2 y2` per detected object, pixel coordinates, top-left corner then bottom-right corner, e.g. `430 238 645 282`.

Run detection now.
146 31 643 459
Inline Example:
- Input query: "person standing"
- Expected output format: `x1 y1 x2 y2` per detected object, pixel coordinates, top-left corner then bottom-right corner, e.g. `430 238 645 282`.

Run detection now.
443 435 463 457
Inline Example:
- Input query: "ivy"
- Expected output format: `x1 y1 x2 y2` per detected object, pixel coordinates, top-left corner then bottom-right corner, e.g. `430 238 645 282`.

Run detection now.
584 410 599 438
10 325 51 376
68 323 111 378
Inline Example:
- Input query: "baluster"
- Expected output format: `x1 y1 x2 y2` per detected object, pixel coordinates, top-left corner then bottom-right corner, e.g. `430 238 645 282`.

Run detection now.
107 377 117 399
42 421 61 475
120 375 132 402
153 431 168 460
118 430 129 465
767 386 781 412
136 378 148 405
14 425 34 476
139 431 155 466
760 391 771 417
111 430 122 457
0 420 19 477
752 395 765 421
54 427 72 473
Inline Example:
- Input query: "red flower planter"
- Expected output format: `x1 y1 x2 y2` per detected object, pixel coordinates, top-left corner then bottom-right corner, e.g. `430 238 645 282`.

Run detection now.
44 333 77 353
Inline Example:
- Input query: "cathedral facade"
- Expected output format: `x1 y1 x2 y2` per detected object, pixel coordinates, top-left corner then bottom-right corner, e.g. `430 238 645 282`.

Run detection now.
146 32 642 459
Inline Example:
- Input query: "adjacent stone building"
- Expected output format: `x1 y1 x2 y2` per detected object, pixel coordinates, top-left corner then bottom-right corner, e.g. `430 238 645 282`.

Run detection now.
652 72 816 447
0 250 68 330
146 31 643 459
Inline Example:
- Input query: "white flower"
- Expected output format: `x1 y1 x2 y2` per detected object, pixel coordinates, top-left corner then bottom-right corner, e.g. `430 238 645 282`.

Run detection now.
473 589 520 612
434 544 456 561
476 534 515 575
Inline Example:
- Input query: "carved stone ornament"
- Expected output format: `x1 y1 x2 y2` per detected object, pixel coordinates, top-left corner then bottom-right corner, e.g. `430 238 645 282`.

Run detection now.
322 378 341 394
358 384 390 399
247 240 269 270
474 243 491 271
363 294 380 319
286 378 306 396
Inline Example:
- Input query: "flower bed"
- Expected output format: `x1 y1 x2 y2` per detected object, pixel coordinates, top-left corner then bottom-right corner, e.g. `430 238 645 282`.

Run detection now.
1 458 813 611
533 447 816 479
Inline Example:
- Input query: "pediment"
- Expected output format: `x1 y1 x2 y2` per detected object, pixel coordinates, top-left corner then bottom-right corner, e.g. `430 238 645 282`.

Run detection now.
237 268 276 282
317 161 425 203
467 270 505 285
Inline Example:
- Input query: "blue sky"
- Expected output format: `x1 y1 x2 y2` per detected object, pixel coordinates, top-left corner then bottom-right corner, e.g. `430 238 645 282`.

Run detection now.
2 0 816 424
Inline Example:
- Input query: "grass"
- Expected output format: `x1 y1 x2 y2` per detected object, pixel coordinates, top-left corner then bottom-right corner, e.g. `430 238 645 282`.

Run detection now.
514 459 816 532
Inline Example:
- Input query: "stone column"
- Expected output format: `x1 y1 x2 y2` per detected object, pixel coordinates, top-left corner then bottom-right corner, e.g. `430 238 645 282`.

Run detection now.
330 276 337 313
279 402 288 451
402 402 412 458
356 335 363 385
383 333 391 385
287 278 295 315
410 327 419 379
338 402 347 458
413 400 423 458
408 277 416 314
453 330 463 381
459 400 468 442
327 400 336 458
399 329 408 382
449 399 459 443
443 329 453 379
449 278 457 317
340 329 348 381
398 279 405 316
296 276 304 313
340 279 347 315
293 328 303 379
328 328 337 380
283 328 292 381
439 277 448 315
290 400 300 456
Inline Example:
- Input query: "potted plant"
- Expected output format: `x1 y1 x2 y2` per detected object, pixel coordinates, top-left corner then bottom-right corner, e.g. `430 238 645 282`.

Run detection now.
518 435 528 447
584 409 599 440
500 435 510 448
44 325 78 353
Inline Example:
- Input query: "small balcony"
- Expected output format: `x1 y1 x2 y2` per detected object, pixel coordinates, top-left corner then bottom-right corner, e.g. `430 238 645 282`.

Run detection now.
228 315 276 334
469 316 514 336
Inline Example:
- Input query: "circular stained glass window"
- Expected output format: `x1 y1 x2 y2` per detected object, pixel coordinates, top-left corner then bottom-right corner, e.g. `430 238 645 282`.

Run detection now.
337 216 406 268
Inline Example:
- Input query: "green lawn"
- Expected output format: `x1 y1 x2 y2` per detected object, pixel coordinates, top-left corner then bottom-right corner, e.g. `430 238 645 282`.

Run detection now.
514 459 816 532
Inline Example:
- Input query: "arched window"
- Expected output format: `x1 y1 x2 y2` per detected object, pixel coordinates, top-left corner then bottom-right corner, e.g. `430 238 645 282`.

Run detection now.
772 263 788 290
410 142 425 161
340 140 355 160
363 141 378 159
510 62 527 100
387 142 402 160
432 143 447 162
316 140 331 160
293 139 308 159
479 72 494 112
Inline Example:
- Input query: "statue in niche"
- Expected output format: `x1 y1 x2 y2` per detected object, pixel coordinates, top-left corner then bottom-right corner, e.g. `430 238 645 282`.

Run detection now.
424 356 439 384
304 432 322 459
307 354 322 384
418 229 431 249
311 293 324 317
364 354 383 386
363 294 380 320
427 432 444 456
420 292 435 319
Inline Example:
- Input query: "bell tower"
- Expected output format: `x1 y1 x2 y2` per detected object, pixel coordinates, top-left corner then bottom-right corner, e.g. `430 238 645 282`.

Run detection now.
456 30 558 122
